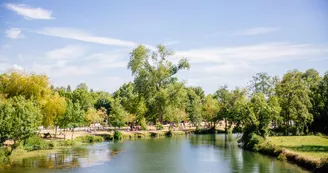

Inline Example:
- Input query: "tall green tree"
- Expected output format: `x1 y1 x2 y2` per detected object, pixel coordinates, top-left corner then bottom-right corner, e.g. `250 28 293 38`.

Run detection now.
202 95 220 128
58 100 84 139
127 45 190 123
302 69 322 133
0 96 42 146
246 93 281 137
108 99 128 129
276 70 312 135
186 87 203 126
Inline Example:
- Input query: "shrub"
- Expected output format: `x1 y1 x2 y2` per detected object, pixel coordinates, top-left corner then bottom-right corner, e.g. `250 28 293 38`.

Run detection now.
156 124 164 130
245 133 264 150
114 131 123 140
140 117 147 130
24 136 48 151
76 135 105 143
57 139 76 147
165 130 173 137
0 147 10 168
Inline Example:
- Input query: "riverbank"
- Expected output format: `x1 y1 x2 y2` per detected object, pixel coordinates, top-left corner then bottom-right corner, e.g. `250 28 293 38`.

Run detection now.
1 129 190 168
245 135 328 172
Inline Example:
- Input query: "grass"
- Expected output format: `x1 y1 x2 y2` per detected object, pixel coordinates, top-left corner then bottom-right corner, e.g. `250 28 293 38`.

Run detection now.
268 136 328 161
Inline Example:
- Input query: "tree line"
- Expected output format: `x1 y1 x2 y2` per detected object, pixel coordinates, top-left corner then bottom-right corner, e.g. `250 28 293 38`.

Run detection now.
0 45 328 147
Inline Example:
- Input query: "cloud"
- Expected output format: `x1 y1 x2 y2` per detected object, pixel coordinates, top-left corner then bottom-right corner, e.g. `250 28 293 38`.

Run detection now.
5 3 54 20
229 27 279 36
164 40 180 46
45 45 86 60
176 43 327 65
85 51 128 68
5 28 23 39
34 27 143 48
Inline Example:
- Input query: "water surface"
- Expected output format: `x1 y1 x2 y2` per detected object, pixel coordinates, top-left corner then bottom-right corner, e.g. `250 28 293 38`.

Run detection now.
1 134 309 173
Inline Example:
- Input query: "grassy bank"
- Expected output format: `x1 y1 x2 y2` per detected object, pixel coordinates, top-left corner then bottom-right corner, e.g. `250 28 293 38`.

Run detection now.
243 134 328 172
1 129 189 168
0 134 105 168
268 136 328 161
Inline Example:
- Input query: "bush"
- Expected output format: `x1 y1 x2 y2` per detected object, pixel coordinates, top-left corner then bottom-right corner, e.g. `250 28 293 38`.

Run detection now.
245 133 264 150
76 135 105 143
114 131 123 140
0 148 10 168
156 124 164 130
57 139 76 147
165 130 173 137
24 136 48 151
140 117 147 130
232 126 243 133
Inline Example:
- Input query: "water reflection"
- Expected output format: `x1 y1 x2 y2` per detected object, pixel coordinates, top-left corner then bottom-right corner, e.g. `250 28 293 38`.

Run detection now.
1 135 309 173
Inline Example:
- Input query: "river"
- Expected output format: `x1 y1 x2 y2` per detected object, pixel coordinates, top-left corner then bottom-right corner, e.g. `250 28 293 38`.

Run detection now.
1 134 309 173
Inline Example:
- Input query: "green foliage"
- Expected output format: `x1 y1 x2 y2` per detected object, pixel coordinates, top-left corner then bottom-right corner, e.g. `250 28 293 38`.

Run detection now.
165 129 173 137
0 96 42 144
0 147 10 167
23 136 48 151
76 135 104 143
108 99 128 128
140 117 147 130
113 131 123 140
186 87 203 126
56 139 76 147
276 70 313 135
58 100 84 129
128 45 190 123
155 123 164 130
202 95 220 128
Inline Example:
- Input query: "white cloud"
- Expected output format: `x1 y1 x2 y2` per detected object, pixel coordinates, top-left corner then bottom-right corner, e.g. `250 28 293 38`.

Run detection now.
229 27 279 36
45 45 85 60
5 3 54 20
5 28 23 39
164 40 180 46
176 42 328 65
35 27 141 48
85 51 127 68
12 64 24 71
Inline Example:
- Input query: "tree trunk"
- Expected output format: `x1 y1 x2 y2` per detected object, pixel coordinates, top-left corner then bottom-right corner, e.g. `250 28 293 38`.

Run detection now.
55 125 58 138
71 128 74 140
64 128 66 140
224 118 228 133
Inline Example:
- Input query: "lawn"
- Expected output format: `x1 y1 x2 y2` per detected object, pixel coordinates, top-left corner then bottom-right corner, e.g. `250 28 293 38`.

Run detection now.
268 136 328 161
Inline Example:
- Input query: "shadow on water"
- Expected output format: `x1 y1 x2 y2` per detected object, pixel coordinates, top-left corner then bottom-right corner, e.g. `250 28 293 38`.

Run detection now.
188 134 309 173
1 135 310 173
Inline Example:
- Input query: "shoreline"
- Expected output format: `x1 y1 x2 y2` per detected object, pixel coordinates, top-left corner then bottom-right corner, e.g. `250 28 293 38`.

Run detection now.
4 131 328 172
245 138 328 172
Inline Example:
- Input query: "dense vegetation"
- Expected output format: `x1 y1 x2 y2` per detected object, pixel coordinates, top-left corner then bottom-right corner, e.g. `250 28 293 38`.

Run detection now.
0 45 328 154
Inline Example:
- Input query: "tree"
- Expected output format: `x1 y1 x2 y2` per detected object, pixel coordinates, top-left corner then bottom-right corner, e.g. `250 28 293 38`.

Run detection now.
276 70 312 135
246 93 281 137
0 96 42 147
66 85 72 92
85 108 105 131
94 91 113 115
202 95 220 128
58 100 84 139
302 69 322 133
248 72 276 97
314 71 328 134
127 45 190 123
186 87 203 126
42 93 67 133
108 99 128 129
0 71 51 102
72 84 94 111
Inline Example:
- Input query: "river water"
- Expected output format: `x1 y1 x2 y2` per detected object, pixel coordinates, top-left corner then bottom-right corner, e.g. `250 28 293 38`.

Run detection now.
1 134 309 173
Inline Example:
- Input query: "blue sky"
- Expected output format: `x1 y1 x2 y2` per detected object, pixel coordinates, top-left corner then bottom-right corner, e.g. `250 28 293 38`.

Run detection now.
1 0 328 93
